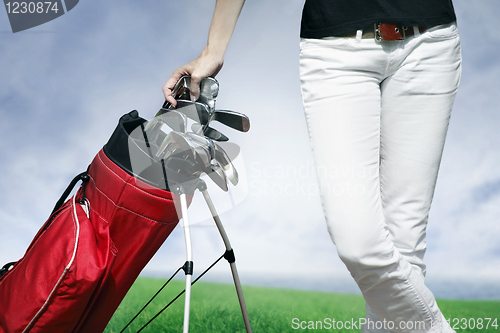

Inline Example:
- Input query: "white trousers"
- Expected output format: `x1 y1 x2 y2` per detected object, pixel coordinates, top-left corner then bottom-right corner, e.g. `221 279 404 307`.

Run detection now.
299 23 462 333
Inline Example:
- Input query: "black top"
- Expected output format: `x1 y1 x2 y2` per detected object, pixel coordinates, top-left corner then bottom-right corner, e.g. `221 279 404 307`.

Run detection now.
300 0 457 38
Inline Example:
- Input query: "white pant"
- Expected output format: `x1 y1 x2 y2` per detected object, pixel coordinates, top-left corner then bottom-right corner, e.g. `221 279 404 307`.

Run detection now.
299 23 462 333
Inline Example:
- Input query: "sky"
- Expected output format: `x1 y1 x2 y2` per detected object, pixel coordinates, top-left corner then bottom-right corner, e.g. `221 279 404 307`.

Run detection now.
0 1 499 300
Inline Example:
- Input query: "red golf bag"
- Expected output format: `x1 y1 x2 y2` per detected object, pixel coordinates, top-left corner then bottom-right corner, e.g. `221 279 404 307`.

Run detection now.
0 111 183 332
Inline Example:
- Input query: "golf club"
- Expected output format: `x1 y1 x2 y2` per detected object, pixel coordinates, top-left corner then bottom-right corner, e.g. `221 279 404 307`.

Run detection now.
192 123 229 142
159 110 188 133
185 133 215 158
156 131 196 161
207 160 228 192
206 109 251 133
161 76 219 112
214 143 238 186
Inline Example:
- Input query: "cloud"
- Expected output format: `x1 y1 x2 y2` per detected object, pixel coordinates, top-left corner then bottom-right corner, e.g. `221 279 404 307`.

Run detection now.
471 179 500 205
1 0 499 299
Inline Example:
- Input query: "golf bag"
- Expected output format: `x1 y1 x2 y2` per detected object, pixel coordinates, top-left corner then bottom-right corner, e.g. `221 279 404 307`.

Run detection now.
0 111 184 333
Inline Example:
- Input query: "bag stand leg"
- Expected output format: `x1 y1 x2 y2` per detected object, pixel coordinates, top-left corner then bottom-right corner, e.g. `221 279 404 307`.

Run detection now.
197 180 253 333
177 188 193 333
173 180 252 333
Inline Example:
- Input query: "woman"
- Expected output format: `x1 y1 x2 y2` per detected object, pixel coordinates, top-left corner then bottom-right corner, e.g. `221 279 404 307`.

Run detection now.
164 1 461 332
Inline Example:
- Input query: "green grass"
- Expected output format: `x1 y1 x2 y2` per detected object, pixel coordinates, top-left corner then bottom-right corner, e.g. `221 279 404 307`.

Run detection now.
105 277 500 333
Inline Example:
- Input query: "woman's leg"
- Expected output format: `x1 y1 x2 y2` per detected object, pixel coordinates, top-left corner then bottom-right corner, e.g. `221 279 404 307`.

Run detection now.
299 23 461 333
375 23 462 332
379 23 462 280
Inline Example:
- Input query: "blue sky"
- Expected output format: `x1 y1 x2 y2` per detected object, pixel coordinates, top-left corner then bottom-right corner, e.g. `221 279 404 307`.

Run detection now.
1 1 499 299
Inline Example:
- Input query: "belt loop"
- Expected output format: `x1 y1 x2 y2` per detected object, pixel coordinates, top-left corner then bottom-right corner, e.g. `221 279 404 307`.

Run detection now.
356 29 362 41
413 26 421 37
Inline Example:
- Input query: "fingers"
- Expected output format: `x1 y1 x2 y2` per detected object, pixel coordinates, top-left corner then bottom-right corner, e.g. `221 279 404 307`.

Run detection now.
163 53 224 105
163 69 188 106
189 73 203 102
163 79 178 107
163 85 177 107
190 61 224 101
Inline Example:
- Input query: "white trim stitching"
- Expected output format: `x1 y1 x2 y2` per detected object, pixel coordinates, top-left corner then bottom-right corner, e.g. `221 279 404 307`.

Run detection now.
22 196 80 332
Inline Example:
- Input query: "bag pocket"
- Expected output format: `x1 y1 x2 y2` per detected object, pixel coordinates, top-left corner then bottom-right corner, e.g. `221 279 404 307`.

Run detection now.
0 196 114 333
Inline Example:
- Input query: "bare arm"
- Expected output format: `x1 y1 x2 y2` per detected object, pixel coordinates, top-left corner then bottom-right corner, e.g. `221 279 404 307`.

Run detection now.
163 0 246 105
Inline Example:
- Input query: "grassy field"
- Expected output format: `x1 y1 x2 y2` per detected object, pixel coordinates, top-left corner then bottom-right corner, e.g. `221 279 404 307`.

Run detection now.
105 277 500 333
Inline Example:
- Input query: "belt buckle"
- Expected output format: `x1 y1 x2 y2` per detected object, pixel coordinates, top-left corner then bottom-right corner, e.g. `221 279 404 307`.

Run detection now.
374 23 383 42
374 23 407 41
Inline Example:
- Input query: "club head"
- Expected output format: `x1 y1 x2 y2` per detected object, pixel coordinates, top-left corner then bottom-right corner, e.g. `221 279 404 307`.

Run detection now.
181 133 213 168
214 142 238 186
156 131 196 161
185 132 216 159
162 75 191 110
174 100 211 125
191 123 229 141
193 146 212 168
162 76 219 111
143 76 247 193
162 155 203 193
204 126 229 141
159 110 188 133
213 110 250 132
208 161 228 192
143 111 190 161
197 77 219 111
146 98 191 132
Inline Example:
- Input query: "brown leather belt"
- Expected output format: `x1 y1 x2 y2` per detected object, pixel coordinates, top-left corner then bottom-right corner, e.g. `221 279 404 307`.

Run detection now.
338 23 427 41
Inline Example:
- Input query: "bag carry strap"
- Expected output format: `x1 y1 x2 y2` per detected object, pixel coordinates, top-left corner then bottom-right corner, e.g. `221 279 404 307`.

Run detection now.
0 170 90 279
50 171 90 215
0 261 16 278
44 170 90 232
